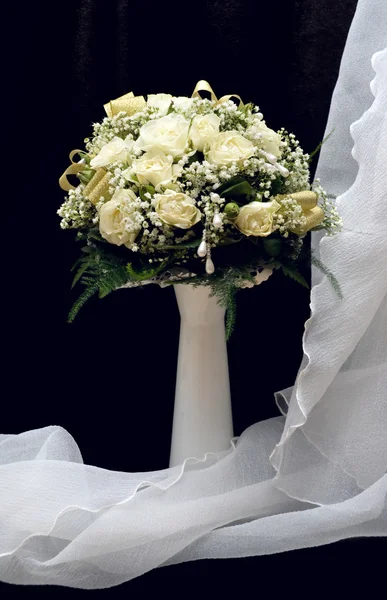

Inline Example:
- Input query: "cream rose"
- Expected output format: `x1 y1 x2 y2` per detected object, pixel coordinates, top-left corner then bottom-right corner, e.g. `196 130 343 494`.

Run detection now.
235 200 280 237
189 113 220 152
134 114 190 158
154 190 201 229
205 130 256 166
248 120 282 158
99 189 140 248
173 96 194 111
90 135 133 168
147 93 172 116
130 149 182 188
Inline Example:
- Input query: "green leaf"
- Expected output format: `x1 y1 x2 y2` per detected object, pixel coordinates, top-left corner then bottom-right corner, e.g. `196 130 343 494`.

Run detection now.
238 102 253 114
71 262 90 289
87 230 108 243
269 177 283 197
68 283 99 323
281 265 309 289
156 239 200 251
311 255 343 299
217 236 242 247
68 244 130 321
98 266 129 298
187 151 203 165
126 259 169 282
139 185 155 201
263 238 282 257
225 288 237 340
217 176 255 199
308 129 335 162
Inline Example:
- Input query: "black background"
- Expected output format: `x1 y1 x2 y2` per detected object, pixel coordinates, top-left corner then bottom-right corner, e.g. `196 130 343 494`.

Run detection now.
2 0 385 594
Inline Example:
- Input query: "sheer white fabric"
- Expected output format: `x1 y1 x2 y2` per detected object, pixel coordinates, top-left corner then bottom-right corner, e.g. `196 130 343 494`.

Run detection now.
1 0 386 587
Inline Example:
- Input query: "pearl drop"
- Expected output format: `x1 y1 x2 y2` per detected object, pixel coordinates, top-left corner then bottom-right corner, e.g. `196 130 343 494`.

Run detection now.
197 240 207 257
276 164 289 177
205 257 215 274
260 150 277 164
213 213 222 229
256 112 263 120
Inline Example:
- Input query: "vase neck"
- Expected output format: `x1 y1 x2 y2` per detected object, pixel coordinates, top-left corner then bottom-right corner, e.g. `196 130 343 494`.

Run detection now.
174 285 225 325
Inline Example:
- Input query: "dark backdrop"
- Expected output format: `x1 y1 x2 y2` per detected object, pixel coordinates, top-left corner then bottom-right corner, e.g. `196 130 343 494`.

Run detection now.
3 0 385 594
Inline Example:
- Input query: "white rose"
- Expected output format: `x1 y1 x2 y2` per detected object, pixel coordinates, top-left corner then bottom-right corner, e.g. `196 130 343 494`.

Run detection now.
90 135 133 168
173 96 194 111
99 188 140 248
205 130 256 166
154 190 202 229
235 200 280 237
189 113 220 152
134 114 190 158
130 149 182 189
248 120 282 157
147 93 172 116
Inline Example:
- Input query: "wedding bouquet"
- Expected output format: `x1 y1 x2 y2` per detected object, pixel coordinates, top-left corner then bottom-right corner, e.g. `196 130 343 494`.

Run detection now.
59 81 342 334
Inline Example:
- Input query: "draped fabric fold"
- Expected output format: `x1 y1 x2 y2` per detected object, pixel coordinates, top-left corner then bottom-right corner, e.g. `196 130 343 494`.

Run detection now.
1 0 386 588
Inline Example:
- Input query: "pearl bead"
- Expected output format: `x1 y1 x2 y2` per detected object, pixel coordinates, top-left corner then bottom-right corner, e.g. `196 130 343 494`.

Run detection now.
197 240 207 257
276 164 289 177
213 213 222 229
205 257 215 274
262 151 277 164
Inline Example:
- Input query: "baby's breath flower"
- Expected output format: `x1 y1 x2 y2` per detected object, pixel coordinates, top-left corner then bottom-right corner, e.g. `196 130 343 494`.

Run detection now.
58 186 96 229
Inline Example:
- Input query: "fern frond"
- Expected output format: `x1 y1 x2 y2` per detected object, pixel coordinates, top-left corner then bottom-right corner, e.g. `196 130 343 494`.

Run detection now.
126 260 169 282
225 288 237 340
71 261 90 289
68 242 130 321
281 265 309 289
308 129 335 162
68 282 99 323
311 254 343 299
98 266 128 298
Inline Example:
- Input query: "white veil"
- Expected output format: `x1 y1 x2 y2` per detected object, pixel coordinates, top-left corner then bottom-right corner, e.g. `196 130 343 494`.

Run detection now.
1 0 386 588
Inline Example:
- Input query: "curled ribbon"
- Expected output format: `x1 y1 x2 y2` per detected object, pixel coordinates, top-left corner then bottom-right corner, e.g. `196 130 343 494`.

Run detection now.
191 80 244 107
59 150 88 191
275 191 325 235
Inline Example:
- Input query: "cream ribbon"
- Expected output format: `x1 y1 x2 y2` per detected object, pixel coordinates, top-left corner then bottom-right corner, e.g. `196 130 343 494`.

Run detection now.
59 150 88 192
191 80 244 107
275 191 325 234
103 91 146 118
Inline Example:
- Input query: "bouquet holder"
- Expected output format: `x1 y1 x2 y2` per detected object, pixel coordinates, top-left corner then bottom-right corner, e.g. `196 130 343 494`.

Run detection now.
169 284 234 467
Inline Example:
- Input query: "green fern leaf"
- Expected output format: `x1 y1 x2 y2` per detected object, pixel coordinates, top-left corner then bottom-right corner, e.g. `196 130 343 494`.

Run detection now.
281 265 309 289
71 262 90 289
311 255 343 299
68 282 99 323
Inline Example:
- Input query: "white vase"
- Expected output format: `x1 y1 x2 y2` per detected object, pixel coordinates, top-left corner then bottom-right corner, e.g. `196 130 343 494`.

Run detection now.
169 284 234 467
